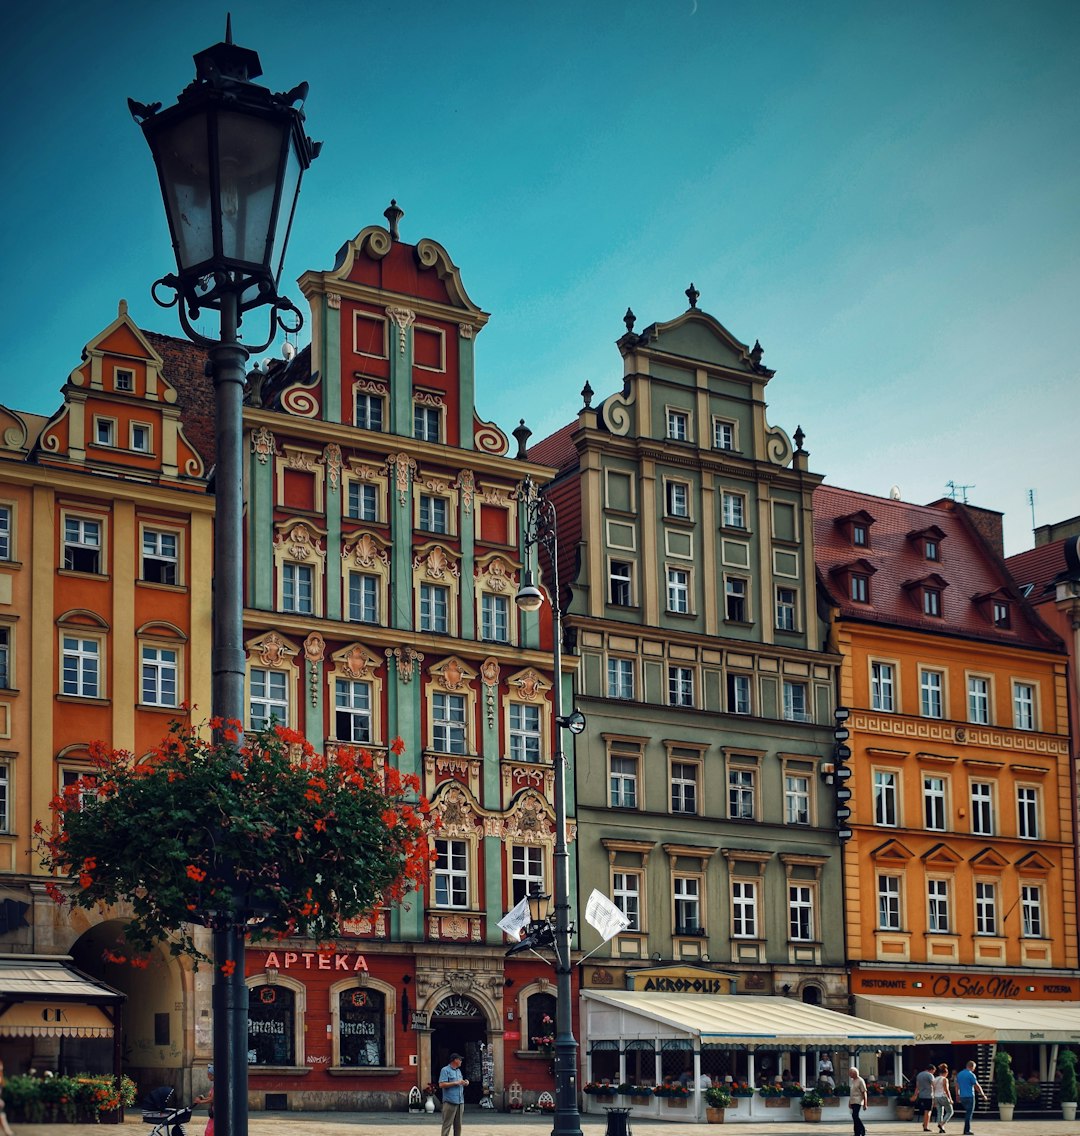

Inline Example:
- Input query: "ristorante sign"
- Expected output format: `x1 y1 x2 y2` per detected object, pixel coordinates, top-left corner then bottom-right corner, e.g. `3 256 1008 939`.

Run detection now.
853 969 1079 1000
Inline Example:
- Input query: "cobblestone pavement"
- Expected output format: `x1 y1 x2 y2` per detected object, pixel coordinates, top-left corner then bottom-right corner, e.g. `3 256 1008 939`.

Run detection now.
13 1111 1080 1136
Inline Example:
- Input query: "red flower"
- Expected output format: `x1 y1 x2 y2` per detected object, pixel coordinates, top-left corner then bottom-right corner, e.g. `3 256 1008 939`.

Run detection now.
186 864 207 882
220 959 236 977
390 736 406 756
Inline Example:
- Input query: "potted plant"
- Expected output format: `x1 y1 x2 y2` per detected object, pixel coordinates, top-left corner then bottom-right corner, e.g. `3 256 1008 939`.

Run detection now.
800 1088 824 1123
584 1082 616 1098
994 1050 1016 1121
1059 1049 1078 1122
815 1078 840 1106
618 1083 652 1101
705 1085 731 1123
782 1082 805 1098
531 1014 555 1055
423 1083 439 1113
895 1085 915 1122
654 1082 691 1106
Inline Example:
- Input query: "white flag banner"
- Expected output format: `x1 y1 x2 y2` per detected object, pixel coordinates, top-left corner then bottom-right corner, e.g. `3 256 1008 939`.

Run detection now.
585 889 631 942
497 896 531 940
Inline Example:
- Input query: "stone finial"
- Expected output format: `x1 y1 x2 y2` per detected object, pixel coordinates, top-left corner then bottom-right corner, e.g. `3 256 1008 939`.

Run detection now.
623 307 636 333
384 199 404 241
512 418 533 460
751 340 764 366
581 381 594 409
685 283 700 309
118 299 128 317
794 425 806 453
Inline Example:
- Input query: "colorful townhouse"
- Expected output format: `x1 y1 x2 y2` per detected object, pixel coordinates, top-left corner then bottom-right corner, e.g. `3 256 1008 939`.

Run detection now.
813 487 1079 1088
0 303 214 1092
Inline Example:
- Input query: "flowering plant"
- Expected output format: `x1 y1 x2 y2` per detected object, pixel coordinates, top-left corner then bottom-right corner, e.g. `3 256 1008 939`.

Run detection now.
34 721 433 962
801 1089 824 1109
423 1083 439 1097
782 1082 805 1098
705 1085 732 1108
618 1084 653 1096
583 1082 616 1095
653 1083 691 1098
531 1014 555 1048
729 1082 755 1097
758 1083 783 1097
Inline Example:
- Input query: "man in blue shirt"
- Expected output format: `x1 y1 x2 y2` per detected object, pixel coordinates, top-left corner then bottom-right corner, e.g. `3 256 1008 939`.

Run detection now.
955 1060 987 1136
439 1052 469 1136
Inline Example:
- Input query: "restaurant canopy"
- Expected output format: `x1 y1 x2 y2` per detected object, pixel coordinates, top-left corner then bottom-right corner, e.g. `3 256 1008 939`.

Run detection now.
585 990 914 1050
0 955 124 1042
855 995 1080 1045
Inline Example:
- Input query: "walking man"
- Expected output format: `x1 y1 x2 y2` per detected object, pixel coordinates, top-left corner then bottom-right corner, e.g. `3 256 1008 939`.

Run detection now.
848 1066 868 1136
955 1060 987 1136
439 1053 469 1136
915 1062 937 1132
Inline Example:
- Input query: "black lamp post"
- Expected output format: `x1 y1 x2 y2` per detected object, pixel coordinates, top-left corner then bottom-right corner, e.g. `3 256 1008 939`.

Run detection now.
514 476 584 1136
129 21 319 1136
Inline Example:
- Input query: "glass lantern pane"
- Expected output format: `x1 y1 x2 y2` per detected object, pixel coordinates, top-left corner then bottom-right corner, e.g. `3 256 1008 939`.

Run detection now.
155 112 214 272
216 110 287 268
271 139 303 284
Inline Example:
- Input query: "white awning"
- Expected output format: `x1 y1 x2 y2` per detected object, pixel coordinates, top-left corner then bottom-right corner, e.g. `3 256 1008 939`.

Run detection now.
855 996 1080 1044
0 955 123 1039
584 991 914 1049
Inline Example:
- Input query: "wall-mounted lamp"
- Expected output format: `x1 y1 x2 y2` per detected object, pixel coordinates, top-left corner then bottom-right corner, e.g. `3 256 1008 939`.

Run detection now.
781 983 791 996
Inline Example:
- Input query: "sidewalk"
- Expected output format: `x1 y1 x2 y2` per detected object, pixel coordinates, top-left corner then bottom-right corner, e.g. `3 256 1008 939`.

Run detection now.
14 1111 1080 1136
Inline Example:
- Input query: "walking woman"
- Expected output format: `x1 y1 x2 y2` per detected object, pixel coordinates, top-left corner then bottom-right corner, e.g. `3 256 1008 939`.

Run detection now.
932 1062 954 1133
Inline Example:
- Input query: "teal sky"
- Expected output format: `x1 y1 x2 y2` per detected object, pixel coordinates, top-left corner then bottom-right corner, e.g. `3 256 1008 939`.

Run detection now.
3 0 1077 555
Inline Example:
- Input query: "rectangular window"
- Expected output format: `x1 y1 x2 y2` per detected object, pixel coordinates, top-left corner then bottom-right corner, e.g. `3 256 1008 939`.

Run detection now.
924 588 942 617
95 418 115 446
665 481 690 518
63 516 102 573
334 679 372 743
874 770 898 826
1017 786 1039 839
674 876 701 933
419 583 449 634
511 845 544 905
131 423 151 453
925 539 939 561
282 562 313 614
114 368 134 391
62 636 99 698
667 567 690 614
612 871 640 930
1021 885 1042 938
722 492 745 529
607 658 634 700
0 627 10 690
610 754 638 808
993 601 1010 628
413 405 441 442
1013 682 1035 731
142 529 178 585
609 560 632 606
481 593 509 643
725 576 747 621
853 523 868 547
509 703 541 762
968 676 990 724
713 419 734 450
928 878 950 933
666 409 689 441
434 839 468 908
419 494 449 533
141 645 178 706
920 669 943 718
668 666 694 708
782 681 809 722
432 692 466 754
670 761 698 814
354 392 384 432
971 782 994 836
975 881 997 935
785 774 810 825
776 587 797 631
789 885 813 941
923 775 946 831
727 673 751 715
728 766 756 820
871 661 895 712
0 761 8 832
250 667 288 730
731 880 756 937
347 481 379 522
878 875 901 929
851 573 869 603
347 572 379 624
0 505 9 560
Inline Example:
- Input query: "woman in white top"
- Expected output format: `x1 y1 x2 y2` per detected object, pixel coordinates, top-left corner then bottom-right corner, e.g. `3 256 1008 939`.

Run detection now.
932 1063 953 1133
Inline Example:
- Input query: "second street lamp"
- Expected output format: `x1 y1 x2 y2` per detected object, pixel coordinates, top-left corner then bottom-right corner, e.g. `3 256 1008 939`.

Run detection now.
130 20 319 1136
514 476 584 1136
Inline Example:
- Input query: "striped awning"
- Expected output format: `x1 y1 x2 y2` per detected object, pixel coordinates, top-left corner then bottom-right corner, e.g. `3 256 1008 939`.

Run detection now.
0 955 123 1039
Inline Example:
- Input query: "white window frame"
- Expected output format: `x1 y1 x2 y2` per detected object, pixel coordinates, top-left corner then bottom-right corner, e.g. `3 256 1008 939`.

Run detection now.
61 635 101 699
975 880 998 935
874 769 898 827
878 874 902 930
434 838 469 908
481 592 509 643
721 491 746 529
667 566 690 614
94 416 116 447
782 680 810 722
927 877 950 933
612 870 641 931
413 404 442 443
727 672 751 715
728 766 756 820
609 752 639 809
0 626 10 690
1016 785 1040 840
871 661 896 712
249 666 289 731
282 561 314 615
666 408 689 442
0 504 10 561
347 571 379 624
674 875 702 934
668 665 694 708
784 773 811 825
665 480 690 519
63 515 103 574
971 781 995 836
114 367 134 392
432 692 467 754
130 422 152 453
511 844 545 905
670 760 698 815
419 493 450 534
509 702 542 763
776 586 797 631
609 559 633 606
419 582 449 634
607 657 635 700
731 880 757 938
1013 681 1036 731
141 527 180 586
141 644 179 707
0 760 8 833
920 668 944 719
724 575 748 622
334 678 372 743
354 390 385 432
1021 884 1043 938
967 674 991 725
347 481 380 522
788 884 814 941
712 417 735 451
923 775 947 831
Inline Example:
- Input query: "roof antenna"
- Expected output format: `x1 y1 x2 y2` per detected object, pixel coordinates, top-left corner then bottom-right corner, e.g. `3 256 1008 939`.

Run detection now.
945 480 974 504
1027 488 1037 535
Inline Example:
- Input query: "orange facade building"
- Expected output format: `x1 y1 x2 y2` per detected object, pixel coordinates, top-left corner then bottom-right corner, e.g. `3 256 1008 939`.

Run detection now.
814 487 1078 1082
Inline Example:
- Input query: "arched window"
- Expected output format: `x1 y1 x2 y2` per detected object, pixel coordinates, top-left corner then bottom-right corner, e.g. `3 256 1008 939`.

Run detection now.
248 984 296 1066
526 991 556 1052
338 987 385 1067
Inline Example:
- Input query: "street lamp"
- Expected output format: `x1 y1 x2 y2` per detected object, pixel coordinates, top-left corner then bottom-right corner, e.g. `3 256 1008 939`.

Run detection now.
129 21 319 1136
514 476 584 1136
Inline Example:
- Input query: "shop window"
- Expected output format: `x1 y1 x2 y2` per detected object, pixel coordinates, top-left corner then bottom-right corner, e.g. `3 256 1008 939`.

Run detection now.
526 991 556 1052
625 1040 655 1083
337 987 385 1066
248 983 297 1066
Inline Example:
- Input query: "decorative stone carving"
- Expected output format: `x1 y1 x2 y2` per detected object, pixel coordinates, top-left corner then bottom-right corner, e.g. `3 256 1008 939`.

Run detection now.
253 632 297 669
336 644 379 681
304 633 324 707
414 390 445 408
511 668 545 701
458 322 476 340
324 444 342 491
284 448 320 473
327 292 341 310
345 533 389 570
388 453 417 506
386 645 423 683
481 657 500 729
276 523 322 561
251 426 276 464
353 376 388 395
415 545 460 581
474 416 508 455
386 306 415 354
455 469 475 513
478 557 513 593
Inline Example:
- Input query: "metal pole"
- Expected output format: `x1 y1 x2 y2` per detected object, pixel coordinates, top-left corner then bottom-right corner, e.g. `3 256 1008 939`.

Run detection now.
207 288 250 1136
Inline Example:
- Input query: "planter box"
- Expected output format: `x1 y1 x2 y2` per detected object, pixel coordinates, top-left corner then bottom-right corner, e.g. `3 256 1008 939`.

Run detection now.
705 1107 726 1124
663 1097 688 1107
802 1107 822 1123
764 1098 790 1108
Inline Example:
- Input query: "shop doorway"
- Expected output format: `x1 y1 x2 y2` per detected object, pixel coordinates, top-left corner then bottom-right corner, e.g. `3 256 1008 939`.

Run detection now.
431 994 488 1104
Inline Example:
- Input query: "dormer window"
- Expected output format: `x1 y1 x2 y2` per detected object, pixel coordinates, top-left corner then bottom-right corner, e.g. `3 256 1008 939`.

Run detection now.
851 573 870 603
836 509 876 549
924 587 942 617
993 601 1010 628
973 589 1013 629
831 558 877 606
903 573 948 617
853 523 868 547
907 525 946 563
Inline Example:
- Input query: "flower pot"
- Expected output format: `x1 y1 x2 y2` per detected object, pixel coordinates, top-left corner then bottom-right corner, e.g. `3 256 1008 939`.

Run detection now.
802 1106 822 1122
1063 1102 1077 1121
998 1104 1014 1122
705 1107 726 1123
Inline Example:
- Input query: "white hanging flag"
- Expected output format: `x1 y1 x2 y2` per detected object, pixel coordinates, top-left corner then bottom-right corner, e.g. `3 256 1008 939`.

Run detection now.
497 896 531 940
585 889 631 942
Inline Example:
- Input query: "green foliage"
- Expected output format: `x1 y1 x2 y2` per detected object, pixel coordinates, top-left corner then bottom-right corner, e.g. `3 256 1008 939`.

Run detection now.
35 721 432 963
705 1085 732 1108
800 1089 824 1109
1058 1049 1077 1103
994 1050 1017 1105
2 1074 136 1122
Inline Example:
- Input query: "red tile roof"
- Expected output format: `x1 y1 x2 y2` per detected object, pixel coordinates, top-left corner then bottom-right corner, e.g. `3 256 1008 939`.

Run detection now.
814 485 1062 650
1005 541 1069 601
528 421 578 474
144 330 214 467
